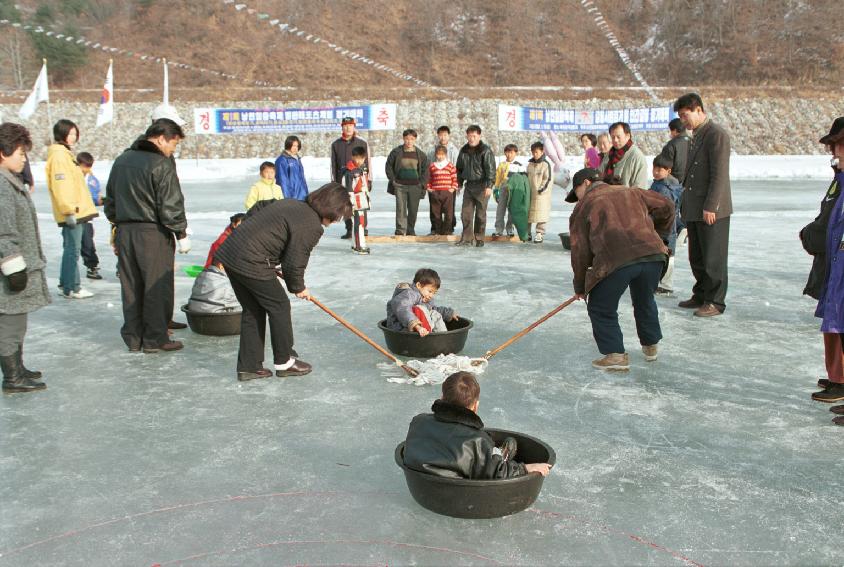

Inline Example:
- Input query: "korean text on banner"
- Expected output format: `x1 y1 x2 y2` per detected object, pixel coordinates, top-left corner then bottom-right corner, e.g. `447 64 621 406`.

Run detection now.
194 104 397 135
498 104 675 132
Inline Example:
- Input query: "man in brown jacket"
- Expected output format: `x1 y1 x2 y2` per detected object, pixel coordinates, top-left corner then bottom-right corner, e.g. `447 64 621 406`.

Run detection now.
567 168 674 371
673 93 732 317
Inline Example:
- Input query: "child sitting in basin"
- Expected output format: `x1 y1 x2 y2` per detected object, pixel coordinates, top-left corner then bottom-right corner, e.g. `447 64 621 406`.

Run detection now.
403 371 552 479
385 268 458 336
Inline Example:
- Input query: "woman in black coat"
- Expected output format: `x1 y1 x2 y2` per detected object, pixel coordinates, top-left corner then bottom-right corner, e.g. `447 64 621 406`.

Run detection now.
215 182 351 381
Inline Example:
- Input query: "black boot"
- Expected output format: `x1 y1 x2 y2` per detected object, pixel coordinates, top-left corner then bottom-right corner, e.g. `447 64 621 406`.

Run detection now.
17 346 42 380
2 354 46 393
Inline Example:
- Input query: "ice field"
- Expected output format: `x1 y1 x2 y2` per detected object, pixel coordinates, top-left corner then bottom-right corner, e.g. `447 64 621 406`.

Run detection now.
1 166 843 566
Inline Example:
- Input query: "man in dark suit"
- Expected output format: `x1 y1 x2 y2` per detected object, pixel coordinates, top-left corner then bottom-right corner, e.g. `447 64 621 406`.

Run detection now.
673 93 732 317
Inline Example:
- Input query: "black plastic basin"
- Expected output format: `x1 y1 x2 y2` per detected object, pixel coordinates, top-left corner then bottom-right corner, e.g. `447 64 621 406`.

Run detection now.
395 428 556 519
378 317 473 358
181 304 241 336
559 232 571 250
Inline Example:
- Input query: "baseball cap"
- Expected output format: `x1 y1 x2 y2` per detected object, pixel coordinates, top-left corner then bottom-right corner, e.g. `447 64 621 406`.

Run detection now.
341 116 356 125
566 168 602 203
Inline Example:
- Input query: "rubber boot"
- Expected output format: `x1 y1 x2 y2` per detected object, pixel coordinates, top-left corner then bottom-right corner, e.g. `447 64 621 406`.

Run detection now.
2 354 46 393
17 346 43 380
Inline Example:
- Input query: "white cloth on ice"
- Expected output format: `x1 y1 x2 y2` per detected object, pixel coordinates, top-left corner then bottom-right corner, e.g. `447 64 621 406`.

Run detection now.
380 353 488 386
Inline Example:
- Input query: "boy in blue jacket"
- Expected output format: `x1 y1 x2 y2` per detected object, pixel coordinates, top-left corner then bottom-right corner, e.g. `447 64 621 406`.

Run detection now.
385 268 458 336
650 155 683 295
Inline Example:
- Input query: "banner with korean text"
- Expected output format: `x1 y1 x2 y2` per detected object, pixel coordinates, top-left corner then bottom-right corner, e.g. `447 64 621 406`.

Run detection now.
194 104 397 135
498 104 674 132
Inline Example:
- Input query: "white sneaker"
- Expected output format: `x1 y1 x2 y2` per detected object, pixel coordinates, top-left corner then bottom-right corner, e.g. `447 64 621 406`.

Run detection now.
534 233 544 244
63 289 94 299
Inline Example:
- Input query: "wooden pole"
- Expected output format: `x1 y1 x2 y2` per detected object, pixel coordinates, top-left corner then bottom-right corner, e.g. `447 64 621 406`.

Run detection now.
309 296 420 377
481 296 579 361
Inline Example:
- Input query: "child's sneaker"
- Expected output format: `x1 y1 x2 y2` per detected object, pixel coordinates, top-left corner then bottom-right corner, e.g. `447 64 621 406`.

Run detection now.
86 267 103 280
534 233 544 244
592 353 629 371
642 345 658 361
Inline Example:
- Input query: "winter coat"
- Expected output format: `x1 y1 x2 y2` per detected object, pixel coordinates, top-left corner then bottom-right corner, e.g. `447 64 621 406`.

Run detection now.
681 118 732 222
205 225 234 268
244 178 283 210
584 147 602 169
815 170 844 332
599 144 649 189
214 199 323 293
403 400 527 480
649 175 683 252
659 134 691 185
0 169 50 315
385 145 430 195
187 266 241 314
104 139 188 238
330 135 369 183
527 156 553 223
385 282 454 332
274 151 309 201
455 142 496 190
46 143 98 226
801 173 841 299
569 181 673 295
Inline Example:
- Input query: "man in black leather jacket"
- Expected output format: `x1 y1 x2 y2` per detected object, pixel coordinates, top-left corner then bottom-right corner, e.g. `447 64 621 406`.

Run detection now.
403 371 551 479
454 125 496 247
104 119 189 353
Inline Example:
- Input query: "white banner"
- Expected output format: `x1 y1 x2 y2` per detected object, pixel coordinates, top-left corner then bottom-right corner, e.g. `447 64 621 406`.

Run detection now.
19 62 49 120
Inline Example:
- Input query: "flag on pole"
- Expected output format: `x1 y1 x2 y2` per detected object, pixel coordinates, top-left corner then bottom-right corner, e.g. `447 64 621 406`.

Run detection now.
19 60 49 120
95 60 114 128
163 58 169 105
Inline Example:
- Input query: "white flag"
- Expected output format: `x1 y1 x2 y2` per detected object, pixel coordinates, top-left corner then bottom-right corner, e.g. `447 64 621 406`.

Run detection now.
19 62 49 120
95 60 114 128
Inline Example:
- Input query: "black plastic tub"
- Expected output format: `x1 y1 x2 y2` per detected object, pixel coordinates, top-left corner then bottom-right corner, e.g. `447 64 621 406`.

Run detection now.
559 232 571 250
395 428 556 519
378 317 473 358
181 304 241 336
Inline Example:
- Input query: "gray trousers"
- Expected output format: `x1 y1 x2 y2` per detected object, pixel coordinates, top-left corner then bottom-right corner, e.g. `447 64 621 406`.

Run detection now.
494 186 513 235
461 182 490 241
395 184 424 235
0 313 27 356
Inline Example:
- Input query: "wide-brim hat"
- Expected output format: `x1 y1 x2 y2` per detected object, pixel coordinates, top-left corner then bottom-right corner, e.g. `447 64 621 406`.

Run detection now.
820 117 844 145
150 104 186 126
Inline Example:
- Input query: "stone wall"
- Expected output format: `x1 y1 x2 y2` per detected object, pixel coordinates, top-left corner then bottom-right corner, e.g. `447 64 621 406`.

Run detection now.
2 97 838 161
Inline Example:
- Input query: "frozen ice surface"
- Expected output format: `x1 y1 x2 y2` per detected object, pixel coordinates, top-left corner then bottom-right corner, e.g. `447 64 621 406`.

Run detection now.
2 172 842 566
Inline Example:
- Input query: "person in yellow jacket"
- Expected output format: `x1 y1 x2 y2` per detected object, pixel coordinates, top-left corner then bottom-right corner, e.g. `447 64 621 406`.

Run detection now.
46 119 98 299
244 161 283 210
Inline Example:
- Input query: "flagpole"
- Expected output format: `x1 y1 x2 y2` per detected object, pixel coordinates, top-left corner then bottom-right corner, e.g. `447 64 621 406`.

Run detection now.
44 59 52 130
108 59 114 159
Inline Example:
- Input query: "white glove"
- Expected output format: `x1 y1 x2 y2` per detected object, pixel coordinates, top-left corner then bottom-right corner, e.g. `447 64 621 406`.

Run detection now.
64 214 77 228
177 237 191 254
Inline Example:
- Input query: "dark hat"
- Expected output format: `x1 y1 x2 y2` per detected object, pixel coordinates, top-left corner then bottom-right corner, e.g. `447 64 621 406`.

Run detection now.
341 116 356 125
820 117 844 145
566 168 602 203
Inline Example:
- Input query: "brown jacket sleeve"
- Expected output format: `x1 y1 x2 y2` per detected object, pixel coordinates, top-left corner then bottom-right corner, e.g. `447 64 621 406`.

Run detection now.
569 208 592 295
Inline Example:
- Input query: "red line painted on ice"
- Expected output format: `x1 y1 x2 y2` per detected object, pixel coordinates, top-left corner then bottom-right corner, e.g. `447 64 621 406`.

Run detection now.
529 508 705 567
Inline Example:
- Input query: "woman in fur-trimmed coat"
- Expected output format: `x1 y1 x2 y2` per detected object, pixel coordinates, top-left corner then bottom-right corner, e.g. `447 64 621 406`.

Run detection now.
0 123 49 393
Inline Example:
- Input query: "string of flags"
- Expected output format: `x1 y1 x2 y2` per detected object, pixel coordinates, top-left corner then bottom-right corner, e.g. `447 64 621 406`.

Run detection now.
579 0 659 102
0 18 284 89
221 0 447 92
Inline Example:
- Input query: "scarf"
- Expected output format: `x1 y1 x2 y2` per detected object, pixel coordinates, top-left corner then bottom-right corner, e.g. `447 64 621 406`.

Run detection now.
604 139 633 182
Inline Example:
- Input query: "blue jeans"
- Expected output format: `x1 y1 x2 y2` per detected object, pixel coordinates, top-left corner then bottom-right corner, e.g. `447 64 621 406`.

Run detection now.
587 260 664 354
60 224 84 294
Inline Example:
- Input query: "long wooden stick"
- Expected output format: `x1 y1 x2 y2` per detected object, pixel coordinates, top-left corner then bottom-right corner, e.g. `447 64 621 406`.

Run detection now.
309 296 420 377
481 296 579 362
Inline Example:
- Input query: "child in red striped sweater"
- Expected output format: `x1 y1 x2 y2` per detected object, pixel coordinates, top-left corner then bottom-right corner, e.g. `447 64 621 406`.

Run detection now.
426 145 458 235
